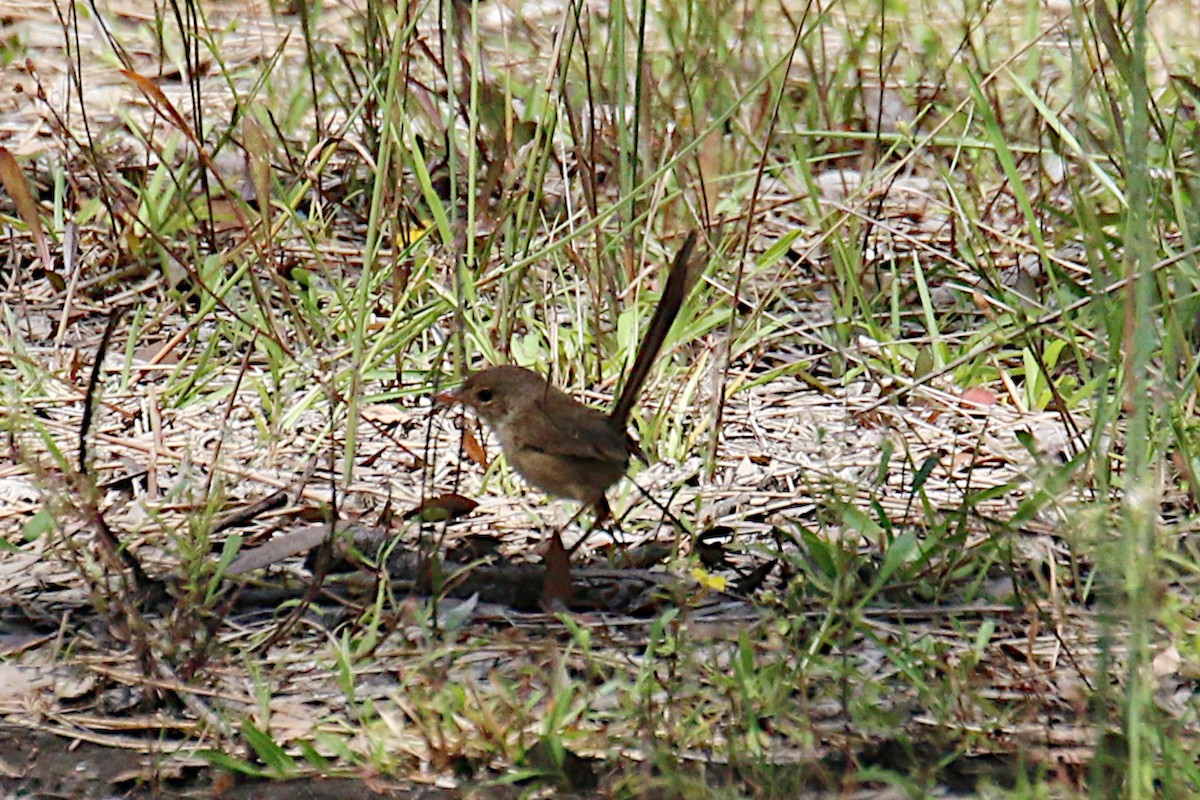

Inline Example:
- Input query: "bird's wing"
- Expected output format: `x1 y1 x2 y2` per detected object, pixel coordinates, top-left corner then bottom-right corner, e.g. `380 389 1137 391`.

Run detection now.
510 397 629 463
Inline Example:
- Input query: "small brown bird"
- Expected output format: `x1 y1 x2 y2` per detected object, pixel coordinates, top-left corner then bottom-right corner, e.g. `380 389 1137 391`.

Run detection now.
437 230 700 528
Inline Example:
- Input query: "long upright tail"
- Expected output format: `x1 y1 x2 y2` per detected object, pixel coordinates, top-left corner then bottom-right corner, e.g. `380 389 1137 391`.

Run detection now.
609 229 700 426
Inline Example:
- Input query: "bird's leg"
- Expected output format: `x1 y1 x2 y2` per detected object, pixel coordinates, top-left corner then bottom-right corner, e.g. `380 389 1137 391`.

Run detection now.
537 497 618 556
536 503 588 557
568 495 619 555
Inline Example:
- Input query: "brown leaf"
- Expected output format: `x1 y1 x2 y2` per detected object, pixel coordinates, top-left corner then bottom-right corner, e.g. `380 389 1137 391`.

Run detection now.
961 386 999 408
225 524 329 575
972 290 996 320
210 771 237 795
361 403 407 424
950 450 976 472
243 115 272 225
132 341 181 365
0 147 53 275
404 493 479 522
463 427 488 467
541 532 573 609
853 407 886 429
205 198 243 232
121 69 195 139
697 128 724 220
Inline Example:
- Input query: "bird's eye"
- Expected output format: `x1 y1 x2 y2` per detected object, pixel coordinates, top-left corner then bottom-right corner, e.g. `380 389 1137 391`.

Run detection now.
475 388 493 403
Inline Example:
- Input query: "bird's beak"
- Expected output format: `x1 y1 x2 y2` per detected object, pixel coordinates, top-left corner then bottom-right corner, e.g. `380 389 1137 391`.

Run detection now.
433 387 463 408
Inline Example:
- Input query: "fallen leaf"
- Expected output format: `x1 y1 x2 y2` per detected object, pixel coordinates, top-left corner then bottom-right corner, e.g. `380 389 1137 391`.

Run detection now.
361 403 406 424
243 115 272 224
0 147 54 276
1153 645 1181 679
404 493 479 522
951 450 975 472
132 341 181 365
541 532 573 609
691 566 727 592
225 524 329 575
961 386 999 407
121 69 194 137
463 428 488 467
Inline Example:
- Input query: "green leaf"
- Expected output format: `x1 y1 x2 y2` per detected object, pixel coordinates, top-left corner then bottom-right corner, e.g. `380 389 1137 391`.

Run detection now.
22 506 55 541
240 719 295 775
800 527 836 578
911 455 938 494
296 740 331 769
878 529 918 585
196 749 267 777
840 505 885 540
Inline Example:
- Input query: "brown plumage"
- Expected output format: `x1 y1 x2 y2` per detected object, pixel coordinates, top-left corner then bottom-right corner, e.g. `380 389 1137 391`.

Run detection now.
438 230 699 524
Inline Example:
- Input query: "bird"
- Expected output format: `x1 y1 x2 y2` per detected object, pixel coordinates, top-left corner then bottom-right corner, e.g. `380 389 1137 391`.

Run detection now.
437 230 700 532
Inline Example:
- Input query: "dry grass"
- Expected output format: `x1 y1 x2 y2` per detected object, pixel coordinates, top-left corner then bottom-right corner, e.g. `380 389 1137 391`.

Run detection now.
1 0 1198 797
